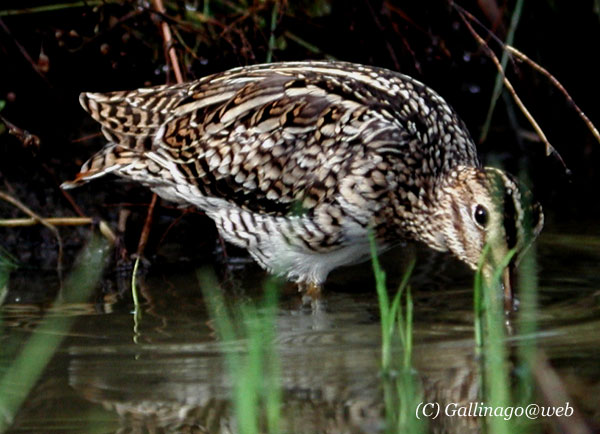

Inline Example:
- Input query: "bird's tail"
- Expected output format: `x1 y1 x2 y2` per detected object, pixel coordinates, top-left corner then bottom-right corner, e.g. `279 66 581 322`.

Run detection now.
61 144 139 189
63 85 186 189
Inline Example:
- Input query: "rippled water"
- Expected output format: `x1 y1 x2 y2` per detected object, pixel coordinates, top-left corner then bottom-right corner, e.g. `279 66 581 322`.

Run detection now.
1 223 600 433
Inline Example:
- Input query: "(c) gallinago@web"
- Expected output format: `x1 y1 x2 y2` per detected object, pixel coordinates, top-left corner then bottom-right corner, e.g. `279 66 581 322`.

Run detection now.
62 61 544 305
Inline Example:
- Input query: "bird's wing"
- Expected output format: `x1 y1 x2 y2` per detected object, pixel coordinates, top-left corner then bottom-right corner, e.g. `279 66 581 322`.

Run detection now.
72 62 480 216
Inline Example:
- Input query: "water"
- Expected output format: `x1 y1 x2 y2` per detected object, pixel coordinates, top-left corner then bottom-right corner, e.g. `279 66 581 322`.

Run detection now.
1 224 600 433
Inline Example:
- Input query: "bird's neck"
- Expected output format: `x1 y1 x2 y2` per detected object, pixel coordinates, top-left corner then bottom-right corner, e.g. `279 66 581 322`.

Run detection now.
404 168 471 259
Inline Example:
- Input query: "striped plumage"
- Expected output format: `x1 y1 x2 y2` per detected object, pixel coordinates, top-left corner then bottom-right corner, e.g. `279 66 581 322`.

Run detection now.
63 61 543 300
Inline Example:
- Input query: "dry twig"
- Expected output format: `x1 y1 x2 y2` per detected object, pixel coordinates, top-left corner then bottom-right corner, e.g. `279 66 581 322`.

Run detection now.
135 193 158 259
505 45 600 146
153 0 184 83
0 190 64 275
130 0 186 264
0 216 115 244
454 3 600 146
0 114 41 149
456 8 569 173
0 18 49 84
0 217 92 227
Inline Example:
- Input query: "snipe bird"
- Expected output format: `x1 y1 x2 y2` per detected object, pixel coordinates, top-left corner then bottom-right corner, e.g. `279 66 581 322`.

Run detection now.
63 61 543 304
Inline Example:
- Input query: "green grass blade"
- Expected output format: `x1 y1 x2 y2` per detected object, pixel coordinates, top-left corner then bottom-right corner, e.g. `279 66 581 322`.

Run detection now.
479 0 525 143
0 249 17 308
262 279 282 433
266 0 279 63
369 231 392 370
475 248 517 434
197 268 281 434
0 236 110 433
402 285 413 371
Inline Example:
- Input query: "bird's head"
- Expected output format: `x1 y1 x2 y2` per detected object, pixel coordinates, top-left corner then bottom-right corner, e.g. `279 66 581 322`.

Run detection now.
423 166 544 302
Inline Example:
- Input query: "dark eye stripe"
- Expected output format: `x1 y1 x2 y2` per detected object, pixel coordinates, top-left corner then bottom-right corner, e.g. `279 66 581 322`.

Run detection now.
503 191 518 250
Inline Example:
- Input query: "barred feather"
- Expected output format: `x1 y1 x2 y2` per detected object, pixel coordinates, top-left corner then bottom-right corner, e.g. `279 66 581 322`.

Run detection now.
63 61 543 289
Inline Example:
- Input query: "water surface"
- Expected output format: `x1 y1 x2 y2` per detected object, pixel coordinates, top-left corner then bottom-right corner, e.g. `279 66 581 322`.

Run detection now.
1 224 600 433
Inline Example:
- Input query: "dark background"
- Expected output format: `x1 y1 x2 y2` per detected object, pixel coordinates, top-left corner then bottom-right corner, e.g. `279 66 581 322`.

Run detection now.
1 0 599 271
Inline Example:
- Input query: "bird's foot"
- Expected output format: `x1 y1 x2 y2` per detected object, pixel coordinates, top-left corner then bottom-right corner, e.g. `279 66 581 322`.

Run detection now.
299 282 325 311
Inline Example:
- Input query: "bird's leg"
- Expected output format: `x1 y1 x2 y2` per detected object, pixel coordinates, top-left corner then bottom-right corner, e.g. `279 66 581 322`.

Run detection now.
306 281 322 299
298 281 323 307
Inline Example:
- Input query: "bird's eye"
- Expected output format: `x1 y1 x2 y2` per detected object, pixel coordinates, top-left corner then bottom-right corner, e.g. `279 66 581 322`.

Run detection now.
473 204 489 228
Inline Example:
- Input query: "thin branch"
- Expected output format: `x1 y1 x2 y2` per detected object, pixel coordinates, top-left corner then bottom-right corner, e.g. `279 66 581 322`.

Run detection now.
455 2 599 151
0 217 92 227
58 187 86 217
135 193 158 259
153 0 184 84
0 216 116 244
70 132 103 143
36 162 87 217
156 207 193 248
480 0 524 143
456 8 569 173
506 45 600 146
0 112 88 218
131 0 186 266
0 113 41 148
0 18 49 84
0 1 103 16
0 190 63 275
